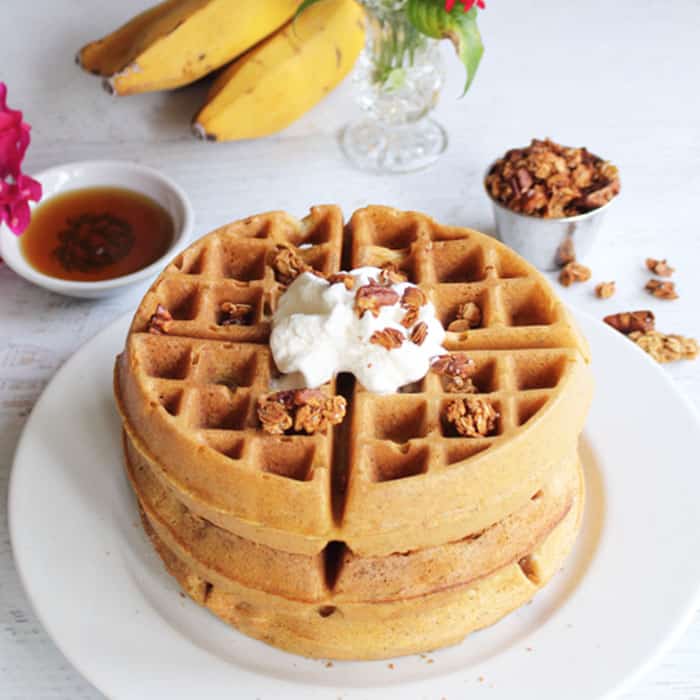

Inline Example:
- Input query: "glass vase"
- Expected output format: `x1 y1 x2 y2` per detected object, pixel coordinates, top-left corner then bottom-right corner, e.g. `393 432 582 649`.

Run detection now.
341 0 447 174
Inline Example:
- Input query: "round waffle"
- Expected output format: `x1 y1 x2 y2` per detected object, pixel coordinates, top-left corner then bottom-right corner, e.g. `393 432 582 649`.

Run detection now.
116 206 592 556
115 205 593 659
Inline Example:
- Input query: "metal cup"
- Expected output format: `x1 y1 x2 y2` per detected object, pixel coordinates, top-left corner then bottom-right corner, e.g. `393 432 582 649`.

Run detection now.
484 173 617 271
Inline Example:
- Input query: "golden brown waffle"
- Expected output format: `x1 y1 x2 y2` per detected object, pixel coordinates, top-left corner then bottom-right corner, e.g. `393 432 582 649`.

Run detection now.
126 430 579 603
116 205 592 559
138 459 583 659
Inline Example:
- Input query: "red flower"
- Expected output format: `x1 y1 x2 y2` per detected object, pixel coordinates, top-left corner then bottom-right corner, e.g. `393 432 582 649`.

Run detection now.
0 83 41 235
445 0 485 11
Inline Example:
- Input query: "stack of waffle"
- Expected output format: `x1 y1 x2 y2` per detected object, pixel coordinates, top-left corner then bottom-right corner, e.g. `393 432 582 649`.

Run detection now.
115 205 592 659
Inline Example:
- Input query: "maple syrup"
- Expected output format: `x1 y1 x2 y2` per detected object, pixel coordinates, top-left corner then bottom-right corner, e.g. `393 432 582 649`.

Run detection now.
20 186 174 282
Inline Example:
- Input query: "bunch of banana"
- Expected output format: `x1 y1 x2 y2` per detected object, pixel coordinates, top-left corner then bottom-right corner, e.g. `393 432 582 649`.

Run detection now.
78 0 365 141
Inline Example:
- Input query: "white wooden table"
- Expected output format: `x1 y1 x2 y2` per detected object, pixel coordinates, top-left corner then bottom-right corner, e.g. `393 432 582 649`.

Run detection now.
2 1 699 697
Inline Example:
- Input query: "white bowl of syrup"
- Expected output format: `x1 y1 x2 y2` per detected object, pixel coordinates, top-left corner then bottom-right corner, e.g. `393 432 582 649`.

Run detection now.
0 160 194 298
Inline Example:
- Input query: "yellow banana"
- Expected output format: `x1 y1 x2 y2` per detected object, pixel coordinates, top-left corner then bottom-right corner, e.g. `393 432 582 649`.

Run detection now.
77 0 301 96
193 0 365 141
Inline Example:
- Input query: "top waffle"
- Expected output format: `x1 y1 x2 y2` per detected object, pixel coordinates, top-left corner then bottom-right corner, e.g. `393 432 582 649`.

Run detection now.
115 205 592 557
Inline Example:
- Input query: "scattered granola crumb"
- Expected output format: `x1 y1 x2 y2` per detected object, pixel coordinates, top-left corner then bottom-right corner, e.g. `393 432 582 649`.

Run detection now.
370 327 404 350
257 390 346 435
629 331 698 363
431 353 477 393
485 138 620 218
645 278 678 300
219 301 253 326
410 322 428 346
387 663 395 670
559 261 591 287
445 396 499 438
448 301 482 332
594 281 616 299
147 304 173 334
645 257 674 277
426 658 434 664
603 310 655 334
478 676 485 683
325 661 334 668
556 237 576 266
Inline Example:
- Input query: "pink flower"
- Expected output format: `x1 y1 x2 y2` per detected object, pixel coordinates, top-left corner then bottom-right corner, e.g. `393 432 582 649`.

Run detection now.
0 82 41 235
445 0 485 11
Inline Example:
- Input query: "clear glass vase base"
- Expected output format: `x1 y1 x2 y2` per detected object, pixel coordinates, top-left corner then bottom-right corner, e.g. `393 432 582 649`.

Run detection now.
340 117 447 174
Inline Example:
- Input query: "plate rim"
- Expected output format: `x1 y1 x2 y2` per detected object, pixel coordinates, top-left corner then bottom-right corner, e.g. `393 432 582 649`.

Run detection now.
8 307 700 700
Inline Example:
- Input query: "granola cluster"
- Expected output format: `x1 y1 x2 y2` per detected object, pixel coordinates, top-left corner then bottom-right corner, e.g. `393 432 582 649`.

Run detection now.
645 258 674 277
147 304 173 334
645 278 678 300
485 138 620 218
272 246 315 285
447 301 482 332
431 353 477 393
219 301 253 326
257 389 347 435
629 331 698 364
445 396 499 438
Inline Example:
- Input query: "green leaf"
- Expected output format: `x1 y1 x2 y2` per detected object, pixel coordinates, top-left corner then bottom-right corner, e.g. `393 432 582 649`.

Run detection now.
294 0 325 19
406 0 484 96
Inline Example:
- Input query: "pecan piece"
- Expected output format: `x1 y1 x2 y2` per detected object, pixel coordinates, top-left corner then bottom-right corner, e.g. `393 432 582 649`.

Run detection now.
603 310 655 335
400 286 427 309
629 331 698 364
293 388 325 406
448 301 482 332
272 246 311 284
378 262 407 285
645 258 674 277
370 327 404 350
327 273 355 290
355 282 399 318
400 306 419 329
219 302 253 326
147 304 173 335
432 353 477 393
410 322 428 346
559 261 591 287
398 286 427 327
445 396 499 438
645 279 678 300
594 281 616 299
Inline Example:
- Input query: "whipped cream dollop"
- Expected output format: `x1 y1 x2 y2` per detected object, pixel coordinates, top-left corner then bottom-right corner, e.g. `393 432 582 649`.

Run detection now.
270 267 446 394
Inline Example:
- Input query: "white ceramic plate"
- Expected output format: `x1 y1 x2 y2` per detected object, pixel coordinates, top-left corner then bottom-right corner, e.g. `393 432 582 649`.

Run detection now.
9 310 700 700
